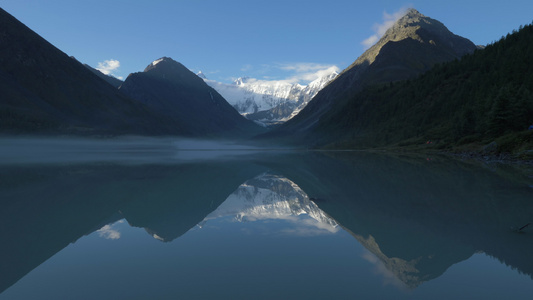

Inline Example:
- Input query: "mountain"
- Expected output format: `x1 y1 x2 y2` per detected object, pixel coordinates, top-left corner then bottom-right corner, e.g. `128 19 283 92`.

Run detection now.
0 8 173 135
201 70 338 126
309 21 533 152
120 57 263 137
262 9 477 143
83 63 123 88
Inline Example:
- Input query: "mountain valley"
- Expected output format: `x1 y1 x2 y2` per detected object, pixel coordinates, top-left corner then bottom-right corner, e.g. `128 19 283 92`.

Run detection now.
0 7 531 156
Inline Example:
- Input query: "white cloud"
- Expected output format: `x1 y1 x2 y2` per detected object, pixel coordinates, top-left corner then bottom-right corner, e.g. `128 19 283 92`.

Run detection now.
96 59 121 78
278 62 335 73
362 35 379 49
279 63 340 85
362 7 411 49
240 63 339 85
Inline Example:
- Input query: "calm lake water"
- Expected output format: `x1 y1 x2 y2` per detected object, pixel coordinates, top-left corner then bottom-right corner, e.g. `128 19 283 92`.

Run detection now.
1 138 533 299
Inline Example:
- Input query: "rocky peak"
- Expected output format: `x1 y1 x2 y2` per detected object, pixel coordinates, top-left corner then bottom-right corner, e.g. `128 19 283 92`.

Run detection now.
384 8 456 44
346 8 476 73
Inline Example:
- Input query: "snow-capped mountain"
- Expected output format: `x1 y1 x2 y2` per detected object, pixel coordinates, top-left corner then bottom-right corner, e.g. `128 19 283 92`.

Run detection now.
199 71 338 126
200 173 339 233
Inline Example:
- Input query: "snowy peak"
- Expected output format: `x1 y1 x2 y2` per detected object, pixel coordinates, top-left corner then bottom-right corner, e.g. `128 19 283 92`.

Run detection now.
196 71 207 79
233 77 251 86
203 69 338 126
306 70 338 91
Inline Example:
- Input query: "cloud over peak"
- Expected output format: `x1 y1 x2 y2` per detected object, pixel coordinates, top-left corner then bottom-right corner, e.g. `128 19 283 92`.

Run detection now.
268 62 340 85
362 7 411 49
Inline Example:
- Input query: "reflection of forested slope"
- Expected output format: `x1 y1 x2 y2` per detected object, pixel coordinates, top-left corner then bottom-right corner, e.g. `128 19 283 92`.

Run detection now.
0 161 265 293
262 152 533 287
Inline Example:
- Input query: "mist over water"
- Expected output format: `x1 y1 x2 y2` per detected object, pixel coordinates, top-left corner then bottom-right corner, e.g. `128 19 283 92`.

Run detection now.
0 137 275 164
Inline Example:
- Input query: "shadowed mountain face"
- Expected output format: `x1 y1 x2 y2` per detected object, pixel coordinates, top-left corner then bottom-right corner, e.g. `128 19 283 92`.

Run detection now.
120 57 263 138
0 8 175 135
264 9 477 144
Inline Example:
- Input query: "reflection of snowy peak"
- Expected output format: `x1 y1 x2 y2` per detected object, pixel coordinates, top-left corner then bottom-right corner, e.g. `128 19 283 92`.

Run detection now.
203 173 338 232
200 71 338 126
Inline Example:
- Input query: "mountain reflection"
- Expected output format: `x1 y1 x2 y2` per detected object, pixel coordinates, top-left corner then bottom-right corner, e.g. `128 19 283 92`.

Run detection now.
0 160 267 293
1 150 532 294
200 173 339 235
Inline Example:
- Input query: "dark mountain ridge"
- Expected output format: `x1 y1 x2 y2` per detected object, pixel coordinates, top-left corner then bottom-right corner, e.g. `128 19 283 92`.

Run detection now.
120 57 263 137
0 8 176 135
0 8 260 137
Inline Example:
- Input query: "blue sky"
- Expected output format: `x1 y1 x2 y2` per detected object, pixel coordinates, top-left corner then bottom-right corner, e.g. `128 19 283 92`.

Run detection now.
2 0 533 83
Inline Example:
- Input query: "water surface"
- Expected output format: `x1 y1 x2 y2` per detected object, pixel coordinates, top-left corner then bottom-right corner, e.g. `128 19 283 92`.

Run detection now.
1 138 532 299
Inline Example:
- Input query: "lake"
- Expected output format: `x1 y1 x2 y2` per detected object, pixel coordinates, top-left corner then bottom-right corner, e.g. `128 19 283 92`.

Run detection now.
1 138 532 299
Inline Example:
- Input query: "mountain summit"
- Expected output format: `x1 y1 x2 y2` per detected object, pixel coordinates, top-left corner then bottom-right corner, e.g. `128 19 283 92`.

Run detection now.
336 7 477 89
142 57 208 89
266 8 477 142
349 8 475 78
